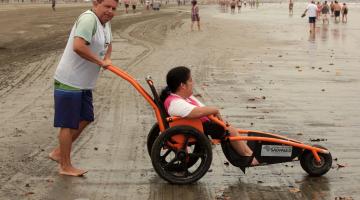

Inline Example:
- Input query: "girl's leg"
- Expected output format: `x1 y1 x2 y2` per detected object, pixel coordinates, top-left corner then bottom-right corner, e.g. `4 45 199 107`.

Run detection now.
228 127 259 165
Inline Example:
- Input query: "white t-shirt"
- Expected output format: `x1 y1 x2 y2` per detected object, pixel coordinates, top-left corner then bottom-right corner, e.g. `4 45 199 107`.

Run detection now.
54 10 112 89
167 94 205 117
306 3 318 17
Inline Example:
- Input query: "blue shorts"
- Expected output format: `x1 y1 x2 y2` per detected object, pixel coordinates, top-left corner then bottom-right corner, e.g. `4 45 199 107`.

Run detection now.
309 17 316 23
54 89 94 129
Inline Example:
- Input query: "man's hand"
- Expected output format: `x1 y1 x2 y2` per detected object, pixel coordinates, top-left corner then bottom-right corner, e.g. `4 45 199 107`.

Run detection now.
100 59 112 69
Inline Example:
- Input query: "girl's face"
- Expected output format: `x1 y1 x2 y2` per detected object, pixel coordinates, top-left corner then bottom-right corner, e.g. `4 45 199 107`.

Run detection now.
182 75 193 97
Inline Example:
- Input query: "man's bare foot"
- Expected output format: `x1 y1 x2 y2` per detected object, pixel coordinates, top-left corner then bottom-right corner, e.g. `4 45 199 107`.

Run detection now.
59 166 88 177
48 150 60 163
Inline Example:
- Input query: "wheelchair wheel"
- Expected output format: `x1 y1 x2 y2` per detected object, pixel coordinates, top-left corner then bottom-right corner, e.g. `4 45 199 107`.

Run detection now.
147 123 160 157
147 123 202 171
151 126 212 184
300 145 332 177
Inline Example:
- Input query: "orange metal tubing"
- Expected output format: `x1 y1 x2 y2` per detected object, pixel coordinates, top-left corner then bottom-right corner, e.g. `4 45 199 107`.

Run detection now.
228 136 329 157
107 65 166 132
237 129 301 143
208 115 301 143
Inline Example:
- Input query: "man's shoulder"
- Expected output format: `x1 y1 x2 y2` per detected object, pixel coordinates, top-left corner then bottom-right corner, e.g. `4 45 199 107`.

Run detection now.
78 10 97 21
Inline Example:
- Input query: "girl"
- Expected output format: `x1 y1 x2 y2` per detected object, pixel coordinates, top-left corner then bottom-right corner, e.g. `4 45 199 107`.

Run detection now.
160 66 259 166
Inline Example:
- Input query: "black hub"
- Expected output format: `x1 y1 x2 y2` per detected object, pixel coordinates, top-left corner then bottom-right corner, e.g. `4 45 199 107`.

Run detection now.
177 150 187 161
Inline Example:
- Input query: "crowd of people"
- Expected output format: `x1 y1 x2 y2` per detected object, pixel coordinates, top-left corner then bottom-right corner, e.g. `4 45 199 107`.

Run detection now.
219 0 260 13
302 0 349 33
316 0 348 23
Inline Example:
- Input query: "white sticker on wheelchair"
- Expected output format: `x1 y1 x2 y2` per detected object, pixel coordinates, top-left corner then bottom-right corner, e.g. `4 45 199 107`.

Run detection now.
261 145 292 157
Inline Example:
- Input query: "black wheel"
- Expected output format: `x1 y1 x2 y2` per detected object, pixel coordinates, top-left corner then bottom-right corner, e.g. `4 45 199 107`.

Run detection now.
147 123 202 171
300 145 332 177
151 126 212 184
147 123 160 157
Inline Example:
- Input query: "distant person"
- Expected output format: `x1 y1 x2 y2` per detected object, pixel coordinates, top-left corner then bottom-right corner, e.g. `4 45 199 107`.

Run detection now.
131 0 137 13
237 0 242 13
316 1 322 19
330 1 334 16
51 0 56 11
289 0 294 15
230 0 236 14
191 0 200 31
145 0 150 10
49 0 118 177
302 0 318 33
243 0 246 7
333 1 341 22
321 1 330 24
124 0 130 13
341 3 348 23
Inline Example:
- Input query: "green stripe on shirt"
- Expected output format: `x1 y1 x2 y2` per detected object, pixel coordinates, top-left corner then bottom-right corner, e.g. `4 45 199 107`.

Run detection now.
54 80 81 91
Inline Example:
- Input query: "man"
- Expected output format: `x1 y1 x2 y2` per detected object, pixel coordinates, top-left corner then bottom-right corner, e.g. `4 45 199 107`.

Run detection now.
341 3 348 23
49 0 118 177
288 0 294 15
51 0 56 11
333 1 341 22
321 1 330 24
303 0 317 33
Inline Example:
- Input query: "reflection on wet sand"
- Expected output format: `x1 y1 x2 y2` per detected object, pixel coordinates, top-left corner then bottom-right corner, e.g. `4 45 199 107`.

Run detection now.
148 175 329 200
299 176 330 200
320 24 330 41
219 182 301 199
148 178 210 200
331 27 340 41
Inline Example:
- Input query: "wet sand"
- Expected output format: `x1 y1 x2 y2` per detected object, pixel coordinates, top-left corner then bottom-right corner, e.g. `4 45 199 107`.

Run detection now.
0 2 360 200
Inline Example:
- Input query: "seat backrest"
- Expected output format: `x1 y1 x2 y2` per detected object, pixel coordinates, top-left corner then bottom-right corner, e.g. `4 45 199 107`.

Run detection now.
145 76 169 129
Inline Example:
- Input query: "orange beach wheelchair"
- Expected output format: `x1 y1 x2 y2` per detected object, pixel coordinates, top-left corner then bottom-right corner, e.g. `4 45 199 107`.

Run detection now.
107 65 332 185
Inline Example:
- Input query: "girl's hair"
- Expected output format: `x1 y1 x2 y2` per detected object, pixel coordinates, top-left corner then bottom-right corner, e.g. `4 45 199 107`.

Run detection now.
160 66 191 102
191 0 197 6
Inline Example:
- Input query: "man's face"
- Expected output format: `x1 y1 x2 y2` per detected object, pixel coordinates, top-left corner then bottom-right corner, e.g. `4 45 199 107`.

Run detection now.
94 0 118 24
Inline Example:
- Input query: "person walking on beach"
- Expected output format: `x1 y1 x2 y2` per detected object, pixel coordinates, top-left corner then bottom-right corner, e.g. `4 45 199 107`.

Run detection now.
191 0 200 31
316 2 322 20
124 0 130 13
302 0 317 33
289 0 294 15
237 0 242 13
145 0 150 10
49 0 118 177
321 1 330 24
333 1 341 22
330 1 334 16
341 3 348 23
51 0 56 11
230 0 236 14
131 0 137 13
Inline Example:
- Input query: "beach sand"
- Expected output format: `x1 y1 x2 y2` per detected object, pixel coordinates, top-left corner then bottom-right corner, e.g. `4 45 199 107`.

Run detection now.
0 2 359 199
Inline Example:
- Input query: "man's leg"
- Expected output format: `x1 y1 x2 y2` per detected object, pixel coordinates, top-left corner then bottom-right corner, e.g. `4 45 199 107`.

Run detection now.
312 22 315 33
49 120 91 162
58 128 87 176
